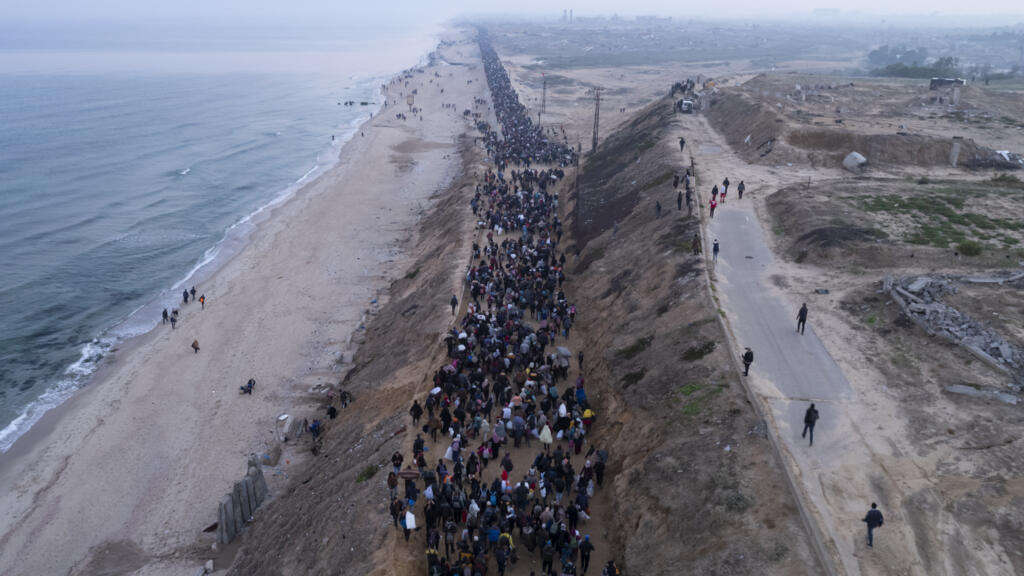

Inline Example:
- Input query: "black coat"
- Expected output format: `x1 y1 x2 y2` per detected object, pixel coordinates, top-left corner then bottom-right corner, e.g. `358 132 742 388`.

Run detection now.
864 508 884 528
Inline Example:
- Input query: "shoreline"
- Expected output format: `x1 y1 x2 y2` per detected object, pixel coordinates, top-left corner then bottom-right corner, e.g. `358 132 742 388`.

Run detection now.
0 86 380 457
0 29 465 575
0 32 447 456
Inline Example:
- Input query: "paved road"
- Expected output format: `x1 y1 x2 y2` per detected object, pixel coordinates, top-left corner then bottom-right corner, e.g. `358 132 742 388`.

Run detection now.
683 116 878 576
708 206 853 403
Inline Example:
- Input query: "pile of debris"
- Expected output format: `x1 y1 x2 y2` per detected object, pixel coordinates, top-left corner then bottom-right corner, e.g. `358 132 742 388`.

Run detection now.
885 274 1023 390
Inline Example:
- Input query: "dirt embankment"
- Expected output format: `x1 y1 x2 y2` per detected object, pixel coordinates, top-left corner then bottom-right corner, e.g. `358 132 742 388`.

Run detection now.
786 130 990 169
226 138 478 575
702 90 807 167
572 96 678 248
566 110 820 574
704 81 1018 171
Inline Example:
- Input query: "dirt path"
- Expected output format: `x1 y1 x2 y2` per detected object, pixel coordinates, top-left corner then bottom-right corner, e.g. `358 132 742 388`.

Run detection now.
673 113 1012 576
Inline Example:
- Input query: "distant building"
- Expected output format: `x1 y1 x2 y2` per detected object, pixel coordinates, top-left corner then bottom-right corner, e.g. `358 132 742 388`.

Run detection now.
929 77 966 90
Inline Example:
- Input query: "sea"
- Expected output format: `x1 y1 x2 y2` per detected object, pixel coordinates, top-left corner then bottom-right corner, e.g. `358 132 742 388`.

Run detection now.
0 21 442 452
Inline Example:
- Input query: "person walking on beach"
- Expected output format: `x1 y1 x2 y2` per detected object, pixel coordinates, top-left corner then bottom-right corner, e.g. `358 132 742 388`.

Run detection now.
199 294 206 309
182 289 189 304
678 137 686 152
802 403 819 446
863 503 884 547
170 315 177 330
191 339 200 353
162 308 168 324
797 303 808 335
190 286 197 301
742 347 754 376
450 295 458 316
737 180 746 200
712 239 720 262
709 197 718 219
722 177 730 199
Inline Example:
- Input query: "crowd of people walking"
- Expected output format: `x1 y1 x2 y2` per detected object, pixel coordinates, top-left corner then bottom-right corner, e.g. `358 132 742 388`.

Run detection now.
389 33 620 576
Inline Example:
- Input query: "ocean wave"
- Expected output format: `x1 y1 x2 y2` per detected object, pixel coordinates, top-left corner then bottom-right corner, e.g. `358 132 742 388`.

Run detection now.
0 337 112 453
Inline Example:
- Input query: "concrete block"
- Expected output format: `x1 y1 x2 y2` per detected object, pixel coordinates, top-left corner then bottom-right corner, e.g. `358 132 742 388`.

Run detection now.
253 467 269 504
231 489 243 535
842 151 867 173
243 476 257 518
220 495 236 544
235 481 250 525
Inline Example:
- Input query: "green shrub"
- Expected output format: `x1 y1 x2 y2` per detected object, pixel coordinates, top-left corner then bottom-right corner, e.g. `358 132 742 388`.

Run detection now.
956 240 983 256
356 465 378 483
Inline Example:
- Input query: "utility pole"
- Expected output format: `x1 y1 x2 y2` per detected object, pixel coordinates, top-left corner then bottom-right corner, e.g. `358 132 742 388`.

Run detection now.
538 73 547 127
541 73 547 116
591 87 603 153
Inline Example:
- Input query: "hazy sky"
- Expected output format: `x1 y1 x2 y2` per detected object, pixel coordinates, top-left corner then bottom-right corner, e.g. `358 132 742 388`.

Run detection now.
4 0 1024 24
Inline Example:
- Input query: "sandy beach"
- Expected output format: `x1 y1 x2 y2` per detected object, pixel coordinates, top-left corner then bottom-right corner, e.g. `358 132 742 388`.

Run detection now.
0 31 485 576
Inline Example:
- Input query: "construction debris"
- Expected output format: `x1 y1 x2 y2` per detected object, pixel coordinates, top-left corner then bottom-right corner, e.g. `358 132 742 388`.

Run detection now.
885 274 1024 390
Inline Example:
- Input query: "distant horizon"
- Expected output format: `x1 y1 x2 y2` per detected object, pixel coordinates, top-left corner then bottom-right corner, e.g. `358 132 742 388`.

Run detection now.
3 2 1024 28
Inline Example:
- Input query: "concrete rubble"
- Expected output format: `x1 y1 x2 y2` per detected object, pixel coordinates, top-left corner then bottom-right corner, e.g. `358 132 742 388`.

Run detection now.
885 273 1024 392
216 456 270 545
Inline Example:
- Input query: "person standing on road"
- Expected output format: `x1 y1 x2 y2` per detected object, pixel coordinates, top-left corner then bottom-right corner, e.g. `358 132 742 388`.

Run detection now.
802 403 819 446
863 503 884 547
797 303 808 334
742 347 754 376
737 180 746 200
450 294 458 316
712 239 720 262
